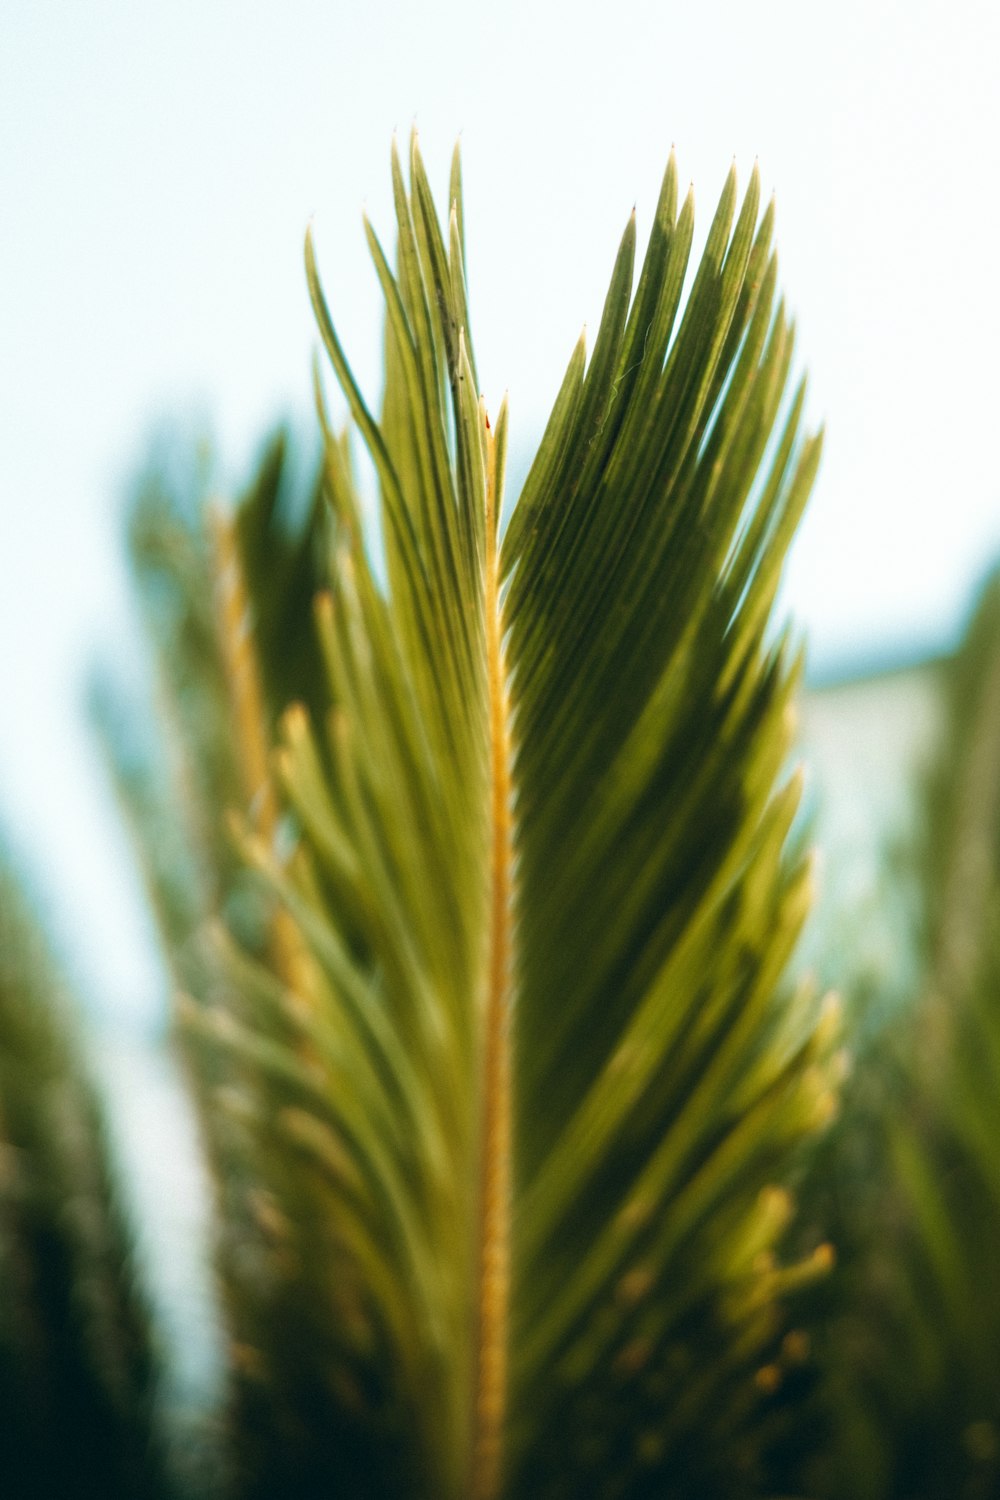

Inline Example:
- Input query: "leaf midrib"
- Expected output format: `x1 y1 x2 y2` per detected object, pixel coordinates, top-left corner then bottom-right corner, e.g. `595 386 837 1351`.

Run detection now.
470 412 514 1500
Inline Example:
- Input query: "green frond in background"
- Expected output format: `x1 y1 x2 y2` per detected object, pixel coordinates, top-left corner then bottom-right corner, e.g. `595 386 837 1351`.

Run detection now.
91 429 342 1496
800 571 1000 1500
0 848 165 1500
136 133 839 1500
90 429 329 997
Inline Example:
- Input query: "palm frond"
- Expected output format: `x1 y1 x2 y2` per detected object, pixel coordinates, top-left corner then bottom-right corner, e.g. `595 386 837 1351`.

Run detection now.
173 133 837 1499
91 430 344 1497
91 429 329 991
802 573 1000 1500
0 847 166 1499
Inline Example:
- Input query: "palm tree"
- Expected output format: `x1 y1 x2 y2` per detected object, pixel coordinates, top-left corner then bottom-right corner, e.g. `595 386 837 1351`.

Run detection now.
14 125 1000 1500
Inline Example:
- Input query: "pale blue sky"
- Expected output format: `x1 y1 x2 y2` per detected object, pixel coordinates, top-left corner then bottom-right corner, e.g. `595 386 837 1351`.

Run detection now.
3 0 999 1024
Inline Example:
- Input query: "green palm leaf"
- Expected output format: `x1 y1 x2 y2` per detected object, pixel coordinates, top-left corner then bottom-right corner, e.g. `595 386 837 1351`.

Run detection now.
91 429 328 996
805 572 1000 1499
191 134 836 1498
91 431 340 1495
0 848 165 1499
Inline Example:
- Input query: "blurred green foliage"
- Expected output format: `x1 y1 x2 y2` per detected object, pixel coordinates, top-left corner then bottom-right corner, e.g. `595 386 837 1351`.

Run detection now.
0 850 165 1499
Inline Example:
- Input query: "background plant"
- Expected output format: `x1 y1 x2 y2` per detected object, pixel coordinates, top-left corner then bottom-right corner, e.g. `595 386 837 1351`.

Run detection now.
0 846 165 1500
791 571 1000 1500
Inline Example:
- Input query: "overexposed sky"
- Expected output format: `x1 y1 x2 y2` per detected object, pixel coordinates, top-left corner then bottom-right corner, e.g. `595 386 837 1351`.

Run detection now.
2 0 999 1023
